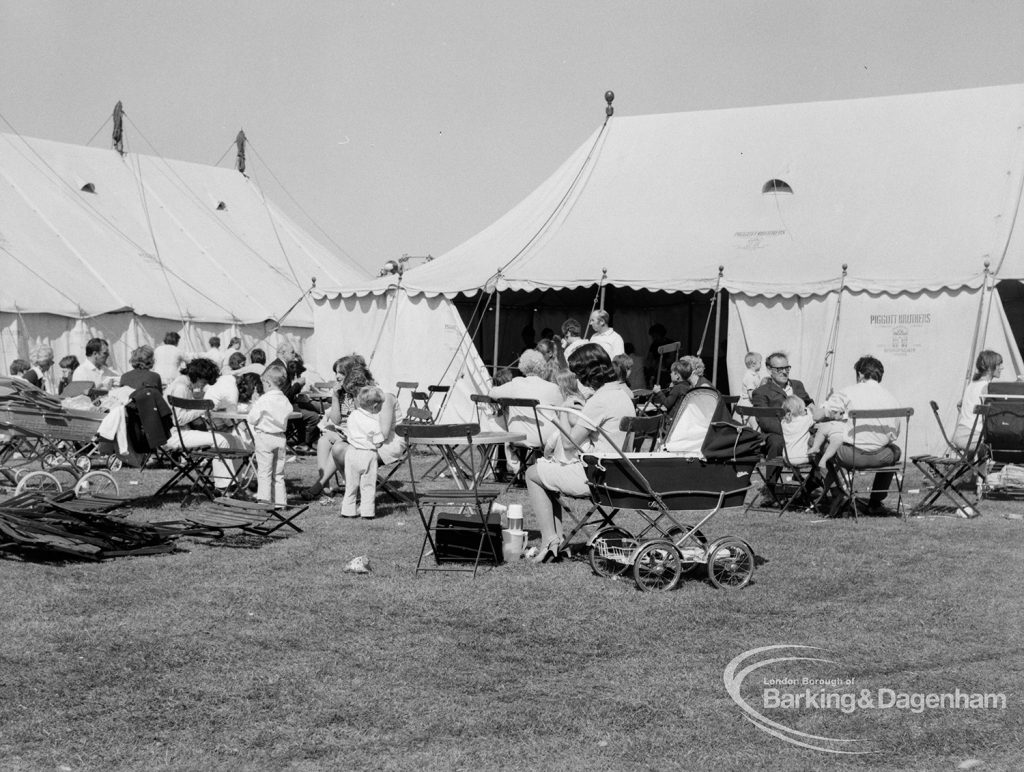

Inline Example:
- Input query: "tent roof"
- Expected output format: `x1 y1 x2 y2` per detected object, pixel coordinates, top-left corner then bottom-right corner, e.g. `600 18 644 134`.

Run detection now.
317 83 1024 300
0 132 368 325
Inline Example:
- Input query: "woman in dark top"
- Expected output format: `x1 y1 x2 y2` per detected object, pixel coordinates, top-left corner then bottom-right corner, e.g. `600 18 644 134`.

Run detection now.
120 345 162 391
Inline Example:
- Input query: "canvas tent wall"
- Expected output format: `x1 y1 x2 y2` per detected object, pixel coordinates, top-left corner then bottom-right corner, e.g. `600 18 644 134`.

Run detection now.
0 132 367 375
311 286 491 423
312 85 1024 452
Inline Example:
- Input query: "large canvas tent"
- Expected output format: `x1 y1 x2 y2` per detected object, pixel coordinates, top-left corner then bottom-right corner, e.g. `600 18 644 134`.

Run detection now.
314 84 1024 452
0 132 367 375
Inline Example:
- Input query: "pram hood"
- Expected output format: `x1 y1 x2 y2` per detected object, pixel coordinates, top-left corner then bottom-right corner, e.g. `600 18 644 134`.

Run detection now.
662 386 762 463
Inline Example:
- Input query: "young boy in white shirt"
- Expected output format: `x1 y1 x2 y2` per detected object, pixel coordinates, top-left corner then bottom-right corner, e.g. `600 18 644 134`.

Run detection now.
247 364 293 505
343 385 385 519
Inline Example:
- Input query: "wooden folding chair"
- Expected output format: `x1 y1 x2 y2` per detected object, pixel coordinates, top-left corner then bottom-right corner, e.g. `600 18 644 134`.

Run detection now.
492 396 544 489
394 422 502 577
734 405 819 516
909 401 984 517
395 381 419 411
170 497 308 537
829 407 914 518
166 396 255 506
620 414 665 452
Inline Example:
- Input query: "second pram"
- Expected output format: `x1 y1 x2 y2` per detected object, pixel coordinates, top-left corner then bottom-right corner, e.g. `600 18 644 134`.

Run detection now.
539 386 762 592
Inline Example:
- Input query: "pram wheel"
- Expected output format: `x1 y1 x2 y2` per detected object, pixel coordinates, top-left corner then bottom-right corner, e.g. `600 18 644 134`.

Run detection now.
588 527 634 578
706 538 754 590
41 452 60 471
665 524 707 575
75 455 92 473
74 471 119 498
107 456 124 472
632 540 682 592
14 470 62 495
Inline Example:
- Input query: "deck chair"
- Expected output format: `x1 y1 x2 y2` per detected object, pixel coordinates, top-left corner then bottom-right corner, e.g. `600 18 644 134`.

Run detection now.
734 405 819 516
909 401 985 517
166 396 255 505
394 422 502 577
829 407 914 518
174 496 307 537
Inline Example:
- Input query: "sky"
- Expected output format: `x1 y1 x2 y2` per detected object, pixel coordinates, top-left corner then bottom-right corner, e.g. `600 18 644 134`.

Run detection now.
2 0 1024 279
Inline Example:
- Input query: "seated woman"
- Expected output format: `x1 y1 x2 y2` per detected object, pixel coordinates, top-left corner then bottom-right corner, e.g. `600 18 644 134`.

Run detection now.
164 358 250 491
524 343 635 563
952 350 1003 449
120 346 162 391
301 365 405 501
309 354 366 497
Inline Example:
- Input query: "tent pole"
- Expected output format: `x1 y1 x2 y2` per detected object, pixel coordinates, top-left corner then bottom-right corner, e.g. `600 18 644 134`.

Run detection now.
492 289 501 376
712 265 723 385
599 267 608 311
963 261 992 399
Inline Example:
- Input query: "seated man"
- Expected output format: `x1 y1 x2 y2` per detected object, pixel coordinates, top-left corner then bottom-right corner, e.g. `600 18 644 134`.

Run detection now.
814 355 902 516
71 338 120 389
750 351 813 500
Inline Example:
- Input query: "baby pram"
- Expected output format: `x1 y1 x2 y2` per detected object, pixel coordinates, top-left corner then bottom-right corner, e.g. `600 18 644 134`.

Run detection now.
0 378 120 497
538 386 761 591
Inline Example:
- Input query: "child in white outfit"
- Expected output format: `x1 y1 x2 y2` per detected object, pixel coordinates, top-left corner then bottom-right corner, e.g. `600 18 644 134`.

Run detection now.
247 364 293 505
783 395 847 471
343 385 386 518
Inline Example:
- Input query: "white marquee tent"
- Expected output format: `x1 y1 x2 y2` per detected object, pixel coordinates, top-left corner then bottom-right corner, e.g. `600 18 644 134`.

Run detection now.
313 84 1024 452
0 132 367 375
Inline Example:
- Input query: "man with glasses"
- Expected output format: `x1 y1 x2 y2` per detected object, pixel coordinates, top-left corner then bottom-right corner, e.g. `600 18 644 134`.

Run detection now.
751 352 813 502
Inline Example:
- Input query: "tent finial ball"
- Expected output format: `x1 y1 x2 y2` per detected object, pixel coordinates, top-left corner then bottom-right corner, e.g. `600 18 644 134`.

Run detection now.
605 90 615 118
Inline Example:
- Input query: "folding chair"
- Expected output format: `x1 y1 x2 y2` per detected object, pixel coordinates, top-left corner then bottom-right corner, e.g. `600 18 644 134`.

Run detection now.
394 422 502 576
470 394 504 481
829 407 914 518
175 496 308 537
734 405 818 516
395 381 419 411
166 396 255 505
654 341 681 387
620 414 665 452
909 401 984 517
492 396 544 488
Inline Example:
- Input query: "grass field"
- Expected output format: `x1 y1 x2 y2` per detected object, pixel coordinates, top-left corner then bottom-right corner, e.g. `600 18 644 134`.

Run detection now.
1 452 1022 771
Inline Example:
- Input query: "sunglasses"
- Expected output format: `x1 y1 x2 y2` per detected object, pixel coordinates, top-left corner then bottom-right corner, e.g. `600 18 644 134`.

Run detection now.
770 365 792 373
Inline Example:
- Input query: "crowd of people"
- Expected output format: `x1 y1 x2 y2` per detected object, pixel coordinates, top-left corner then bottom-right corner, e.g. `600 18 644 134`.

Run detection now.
8 318 1005 535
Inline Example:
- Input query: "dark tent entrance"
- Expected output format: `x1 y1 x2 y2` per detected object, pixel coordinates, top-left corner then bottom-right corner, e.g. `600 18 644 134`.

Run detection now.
453 285 731 391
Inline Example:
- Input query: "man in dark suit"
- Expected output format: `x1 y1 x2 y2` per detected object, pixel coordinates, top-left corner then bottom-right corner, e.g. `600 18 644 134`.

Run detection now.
751 351 813 499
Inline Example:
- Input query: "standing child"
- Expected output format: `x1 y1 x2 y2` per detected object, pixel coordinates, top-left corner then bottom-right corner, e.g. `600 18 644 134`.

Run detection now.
343 385 386 519
247 364 293 505
738 352 765 429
